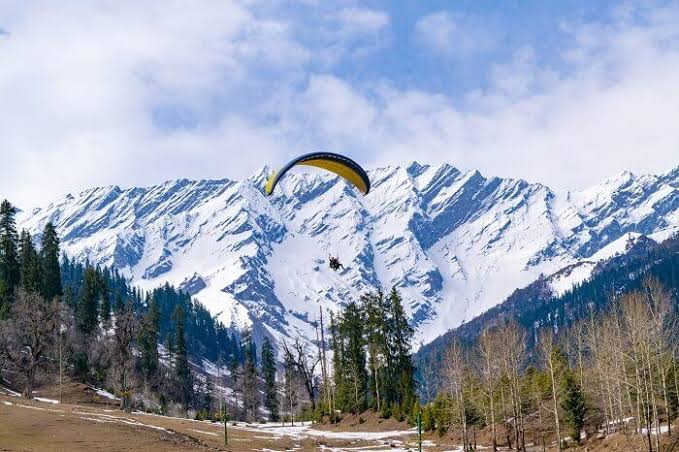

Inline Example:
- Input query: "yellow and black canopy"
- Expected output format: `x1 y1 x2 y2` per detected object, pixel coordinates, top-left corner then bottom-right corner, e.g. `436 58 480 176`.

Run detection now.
265 152 370 196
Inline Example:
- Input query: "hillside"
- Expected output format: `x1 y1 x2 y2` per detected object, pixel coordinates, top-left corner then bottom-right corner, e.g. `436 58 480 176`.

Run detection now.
415 232 679 386
17 163 679 349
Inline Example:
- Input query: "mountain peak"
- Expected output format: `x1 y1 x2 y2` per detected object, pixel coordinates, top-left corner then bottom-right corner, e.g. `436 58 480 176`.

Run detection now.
16 162 679 349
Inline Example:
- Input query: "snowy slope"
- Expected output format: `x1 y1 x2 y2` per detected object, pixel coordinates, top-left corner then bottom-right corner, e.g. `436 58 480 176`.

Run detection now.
18 163 679 348
547 232 648 297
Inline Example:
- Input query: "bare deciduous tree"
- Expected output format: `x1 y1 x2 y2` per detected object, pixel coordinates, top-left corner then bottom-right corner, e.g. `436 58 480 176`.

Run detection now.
478 328 500 451
539 330 564 450
443 340 470 450
0 290 60 398
112 302 137 412
282 337 320 410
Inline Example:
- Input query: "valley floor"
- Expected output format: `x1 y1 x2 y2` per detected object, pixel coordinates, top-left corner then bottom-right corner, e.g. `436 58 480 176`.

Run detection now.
3 391 677 451
0 394 425 451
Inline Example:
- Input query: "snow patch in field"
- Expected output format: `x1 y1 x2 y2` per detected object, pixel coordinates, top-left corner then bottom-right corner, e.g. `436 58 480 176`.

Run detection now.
34 397 60 404
79 416 112 424
641 425 670 435
229 421 415 442
192 429 218 436
92 387 120 401
0 386 21 397
9 402 64 414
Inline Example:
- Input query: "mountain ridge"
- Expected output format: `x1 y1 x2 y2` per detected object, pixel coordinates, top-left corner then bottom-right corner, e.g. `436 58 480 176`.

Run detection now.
17 162 679 349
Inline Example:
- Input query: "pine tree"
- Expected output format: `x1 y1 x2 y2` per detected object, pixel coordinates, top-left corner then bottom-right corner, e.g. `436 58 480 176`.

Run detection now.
77 267 100 335
561 372 586 444
0 279 9 319
386 288 416 409
173 305 193 412
203 378 214 414
242 332 260 421
18 230 41 293
422 404 435 432
98 272 111 324
138 298 160 385
338 300 368 413
364 291 387 412
39 222 62 301
0 200 20 317
114 291 125 315
329 311 346 412
261 337 279 421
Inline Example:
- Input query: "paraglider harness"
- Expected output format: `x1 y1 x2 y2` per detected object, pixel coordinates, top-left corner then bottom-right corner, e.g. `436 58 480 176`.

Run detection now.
328 255 344 271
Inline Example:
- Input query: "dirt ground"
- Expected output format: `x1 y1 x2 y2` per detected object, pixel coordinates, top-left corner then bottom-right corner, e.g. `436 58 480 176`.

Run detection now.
0 394 426 451
314 412 412 432
3 386 679 451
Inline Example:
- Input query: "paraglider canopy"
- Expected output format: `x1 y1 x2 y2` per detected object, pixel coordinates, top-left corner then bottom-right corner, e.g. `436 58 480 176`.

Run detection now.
265 152 370 196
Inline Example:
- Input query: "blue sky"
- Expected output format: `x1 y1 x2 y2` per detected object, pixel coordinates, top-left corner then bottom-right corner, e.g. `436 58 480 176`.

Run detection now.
293 1 608 97
0 0 678 207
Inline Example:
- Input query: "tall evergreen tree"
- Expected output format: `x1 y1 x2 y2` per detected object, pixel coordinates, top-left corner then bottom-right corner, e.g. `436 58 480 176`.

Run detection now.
39 222 62 301
386 288 416 409
138 297 161 385
77 267 100 335
173 305 192 411
0 200 20 317
242 331 260 420
114 291 125 315
329 311 345 408
98 271 111 324
18 230 41 293
338 300 368 413
364 291 387 412
561 372 587 443
261 337 279 421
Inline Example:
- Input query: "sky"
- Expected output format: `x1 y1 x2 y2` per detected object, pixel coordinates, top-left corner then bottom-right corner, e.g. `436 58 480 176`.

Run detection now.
1 0 678 208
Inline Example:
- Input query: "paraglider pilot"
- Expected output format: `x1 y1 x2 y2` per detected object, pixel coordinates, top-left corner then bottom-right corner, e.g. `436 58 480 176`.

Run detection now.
328 254 344 271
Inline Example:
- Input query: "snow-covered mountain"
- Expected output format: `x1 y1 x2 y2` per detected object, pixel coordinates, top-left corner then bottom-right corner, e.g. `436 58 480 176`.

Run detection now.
17 163 679 348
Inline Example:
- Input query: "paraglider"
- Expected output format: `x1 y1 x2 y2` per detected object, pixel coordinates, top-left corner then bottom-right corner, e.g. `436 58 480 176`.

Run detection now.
264 151 370 196
265 151 370 274
328 254 344 272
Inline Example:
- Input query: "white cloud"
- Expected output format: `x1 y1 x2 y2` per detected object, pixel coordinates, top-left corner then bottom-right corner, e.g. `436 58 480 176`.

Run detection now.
0 1 677 209
285 3 679 190
0 1 306 206
313 6 391 66
336 7 389 36
414 11 494 58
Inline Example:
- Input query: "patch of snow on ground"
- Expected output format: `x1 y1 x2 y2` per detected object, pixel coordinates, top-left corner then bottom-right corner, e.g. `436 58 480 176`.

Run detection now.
92 387 120 401
641 425 670 435
0 386 21 397
34 397 60 404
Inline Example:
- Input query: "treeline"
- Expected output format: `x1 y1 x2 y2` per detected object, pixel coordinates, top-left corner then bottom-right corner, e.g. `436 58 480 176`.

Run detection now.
0 199 256 417
423 279 678 452
419 233 679 392
0 200 62 318
60 256 241 365
280 288 417 424
1 197 421 425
